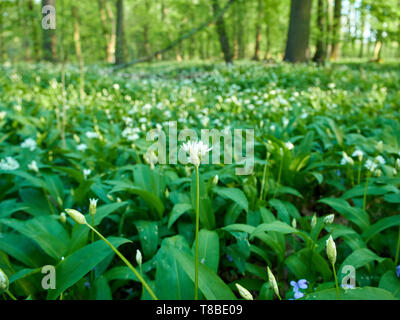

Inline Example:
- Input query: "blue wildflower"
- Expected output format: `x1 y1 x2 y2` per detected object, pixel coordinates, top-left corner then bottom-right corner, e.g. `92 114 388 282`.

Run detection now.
290 279 308 299
396 265 400 278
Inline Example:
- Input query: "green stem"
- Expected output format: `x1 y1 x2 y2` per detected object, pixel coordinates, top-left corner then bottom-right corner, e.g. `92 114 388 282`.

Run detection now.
195 165 200 300
332 263 341 300
90 214 95 285
395 226 400 266
273 154 283 200
357 163 362 185
86 223 158 300
6 290 17 300
363 172 371 211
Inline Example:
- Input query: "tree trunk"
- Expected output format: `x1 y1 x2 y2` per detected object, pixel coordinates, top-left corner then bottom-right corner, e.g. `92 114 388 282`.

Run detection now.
98 0 116 63
313 0 326 63
42 0 57 62
28 0 40 61
237 2 244 59
212 0 233 63
0 0 5 62
284 0 313 63
115 0 125 65
330 0 342 60
264 23 271 60
252 0 263 61
358 0 365 58
373 30 383 61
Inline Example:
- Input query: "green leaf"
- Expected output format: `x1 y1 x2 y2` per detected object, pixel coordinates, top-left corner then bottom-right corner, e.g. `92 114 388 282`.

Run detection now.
362 215 400 242
47 237 130 300
94 201 129 226
318 198 370 231
169 246 236 300
213 187 248 213
379 271 400 298
194 229 220 273
134 220 159 257
168 203 193 229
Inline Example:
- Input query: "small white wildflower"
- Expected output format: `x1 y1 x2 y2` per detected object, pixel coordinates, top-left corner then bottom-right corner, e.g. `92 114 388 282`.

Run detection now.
352 149 364 161
181 140 212 167
89 198 98 216
324 214 335 225
83 169 91 179
365 159 378 172
0 111 6 120
375 155 385 165
285 142 294 150
136 250 142 266
0 157 20 171
86 131 99 139
340 152 354 166
21 138 37 151
77 144 88 152
28 160 39 173
144 150 158 170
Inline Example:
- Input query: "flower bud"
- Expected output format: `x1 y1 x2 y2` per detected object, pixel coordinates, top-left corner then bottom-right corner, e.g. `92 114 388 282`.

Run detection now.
0 268 9 293
235 283 253 300
326 235 337 265
60 212 67 224
65 208 87 225
267 267 280 298
213 175 219 185
136 249 142 266
311 214 317 228
291 218 297 229
324 214 335 225
89 198 98 216
377 141 383 153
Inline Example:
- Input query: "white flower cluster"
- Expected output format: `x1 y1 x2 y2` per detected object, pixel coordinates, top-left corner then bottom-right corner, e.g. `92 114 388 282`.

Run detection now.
21 138 37 151
365 155 386 173
0 157 20 171
122 127 140 141
86 131 99 139
181 140 212 167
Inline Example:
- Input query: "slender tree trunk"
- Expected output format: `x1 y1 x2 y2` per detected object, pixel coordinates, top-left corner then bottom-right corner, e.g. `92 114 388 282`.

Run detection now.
284 0 313 63
115 0 125 65
373 30 383 61
72 4 85 101
313 0 327 63
359 1 365 58
28 0 40 61
264 23 271 60
326 0 334 57
143 0 151 56
252 0 263 61
42 0 57 62
330 0 342 60
237 2 244 59
0 0 5 62
212 0 233 63
98 0 116 63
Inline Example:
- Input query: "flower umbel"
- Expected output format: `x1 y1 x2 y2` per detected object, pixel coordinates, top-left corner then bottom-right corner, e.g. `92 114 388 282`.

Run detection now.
326 235 337 265
181 140 212 167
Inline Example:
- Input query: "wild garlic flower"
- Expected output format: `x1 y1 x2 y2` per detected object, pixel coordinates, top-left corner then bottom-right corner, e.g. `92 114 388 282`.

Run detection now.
267 267 280 298
181 140 212 167
65 208 87 225
77 143 88 152
326 235 337 265
21 138 37 151
235 283 253 300
375 155 385 166
0 268 9 293
89 198 98 216
0 157 20 171
135 249 143 266
86 131 99 139
324 214 335 224
83 169 91 179
352 149 364 161
365 159 378 172
28 160 39 173
340 152 354 166
144 150 158 170
285 142 294 150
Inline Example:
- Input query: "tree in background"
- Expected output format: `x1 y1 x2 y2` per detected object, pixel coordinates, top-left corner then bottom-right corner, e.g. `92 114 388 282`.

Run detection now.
284 0 313 63
212 0 233 63
115 0 125 65
42 0 57 62
313 0 327 63
330 0 342 60
98 0 116 64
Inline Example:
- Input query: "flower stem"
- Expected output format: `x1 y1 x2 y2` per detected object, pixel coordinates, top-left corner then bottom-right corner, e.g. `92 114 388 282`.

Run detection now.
363 172 371 211
357 163 362 185
332 263 341 300
6 290 17 300
86 223 158 300
395 226 400 266
195 165 200 300
91 214 95 284
273 154 283 200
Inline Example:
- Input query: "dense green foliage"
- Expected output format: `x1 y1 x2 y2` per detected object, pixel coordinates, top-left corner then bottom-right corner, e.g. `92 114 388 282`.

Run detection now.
0 61 400 300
